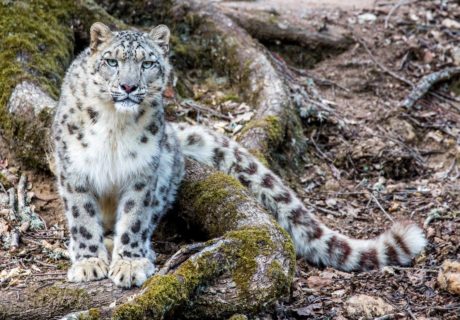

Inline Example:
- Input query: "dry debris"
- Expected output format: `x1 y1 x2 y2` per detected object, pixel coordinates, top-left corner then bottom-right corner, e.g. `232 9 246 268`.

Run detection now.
345 294 395 319
438 260 460 295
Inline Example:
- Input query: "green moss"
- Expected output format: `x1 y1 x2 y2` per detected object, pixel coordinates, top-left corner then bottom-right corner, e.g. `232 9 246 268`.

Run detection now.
114 275 183 320
0 0 126 170
248 149 270 167
0 173 11 189
179 172 246 237
226 228 275 296
78 308 100 320
238 115 284 153
0 0 74 169
220 93 240 103
114 250 223 319
31 286 90 312
114 226 294 319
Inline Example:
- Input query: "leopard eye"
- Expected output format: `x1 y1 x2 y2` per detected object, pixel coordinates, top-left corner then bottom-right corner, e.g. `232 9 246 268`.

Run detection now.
142 61 155 69
105 59 118 67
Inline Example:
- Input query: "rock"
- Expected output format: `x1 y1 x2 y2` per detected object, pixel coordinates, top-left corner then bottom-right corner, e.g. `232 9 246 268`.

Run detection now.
442 18 460 29
358 13 377 24
331 289 346 298
437 260 460 295
7 81 57 119
345 294 395 319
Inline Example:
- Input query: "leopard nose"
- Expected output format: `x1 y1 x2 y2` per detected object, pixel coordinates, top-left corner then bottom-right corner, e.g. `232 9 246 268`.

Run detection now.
120 84 138 93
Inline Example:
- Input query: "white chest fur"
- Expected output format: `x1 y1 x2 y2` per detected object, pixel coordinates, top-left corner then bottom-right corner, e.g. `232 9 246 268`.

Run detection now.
66 109 157 195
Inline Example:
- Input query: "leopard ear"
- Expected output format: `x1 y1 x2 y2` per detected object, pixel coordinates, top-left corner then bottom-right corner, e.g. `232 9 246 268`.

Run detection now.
149 25 170 54
90 22 112 54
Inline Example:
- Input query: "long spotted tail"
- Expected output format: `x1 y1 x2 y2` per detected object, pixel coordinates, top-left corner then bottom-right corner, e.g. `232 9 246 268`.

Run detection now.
173 123 426 271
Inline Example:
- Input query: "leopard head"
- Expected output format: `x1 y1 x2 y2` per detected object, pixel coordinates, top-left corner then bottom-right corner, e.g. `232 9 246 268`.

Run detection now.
89 22 171 113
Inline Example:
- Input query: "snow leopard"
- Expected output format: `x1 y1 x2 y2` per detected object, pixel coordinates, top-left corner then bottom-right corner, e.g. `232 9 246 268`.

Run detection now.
52 22 426 288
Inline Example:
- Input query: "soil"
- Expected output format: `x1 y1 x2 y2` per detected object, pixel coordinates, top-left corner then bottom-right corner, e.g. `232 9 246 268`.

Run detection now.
1 0 459 319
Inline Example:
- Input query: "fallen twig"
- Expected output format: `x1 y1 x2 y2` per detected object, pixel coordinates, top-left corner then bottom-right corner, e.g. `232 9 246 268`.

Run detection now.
369 192 394 223
181 99 232 121
384 0 412 29
401 67 460 109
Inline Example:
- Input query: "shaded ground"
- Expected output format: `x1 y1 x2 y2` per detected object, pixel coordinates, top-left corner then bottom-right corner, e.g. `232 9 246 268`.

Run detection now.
1 0 459 319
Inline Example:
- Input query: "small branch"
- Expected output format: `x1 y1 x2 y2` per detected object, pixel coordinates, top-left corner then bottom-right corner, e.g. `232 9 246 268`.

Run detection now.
17 174 27 211
384 0 412 29
369 192 394 223
181 99 232 121
401 67 460 109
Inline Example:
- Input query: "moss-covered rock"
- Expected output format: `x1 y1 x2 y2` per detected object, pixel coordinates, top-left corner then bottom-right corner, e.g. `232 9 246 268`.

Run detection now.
179 172 246 237
0 0 127 170
0 0 74 169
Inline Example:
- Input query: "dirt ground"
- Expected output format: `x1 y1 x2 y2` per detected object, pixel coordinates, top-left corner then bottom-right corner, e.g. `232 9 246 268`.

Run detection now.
1 0 459 319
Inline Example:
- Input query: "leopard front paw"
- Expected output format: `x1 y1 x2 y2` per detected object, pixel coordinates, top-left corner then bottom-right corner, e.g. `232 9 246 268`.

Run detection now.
109 258 156 288
67 257 109 282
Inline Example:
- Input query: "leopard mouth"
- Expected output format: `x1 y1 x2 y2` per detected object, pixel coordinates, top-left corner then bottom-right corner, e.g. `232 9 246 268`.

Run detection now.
113 97 141 105
113 98 142 113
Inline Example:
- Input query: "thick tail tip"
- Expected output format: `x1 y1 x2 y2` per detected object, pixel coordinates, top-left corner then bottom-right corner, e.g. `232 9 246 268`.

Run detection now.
386 222 427 265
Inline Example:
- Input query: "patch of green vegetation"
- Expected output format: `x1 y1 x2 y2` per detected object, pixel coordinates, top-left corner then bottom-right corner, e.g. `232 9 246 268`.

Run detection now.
114 227 293 319
238 115 284 154
226 228 275 295
179 172 246 237
113 250 222 320
78 308 100 320
0 0 127 170
0 173 11 189
30 286 90 312
0 0 74 169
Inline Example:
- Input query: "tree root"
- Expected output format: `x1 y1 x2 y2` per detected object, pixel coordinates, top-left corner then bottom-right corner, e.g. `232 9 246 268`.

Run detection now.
401 66 460 109
220 4 353 51
0 0 356 318
0 161 294 319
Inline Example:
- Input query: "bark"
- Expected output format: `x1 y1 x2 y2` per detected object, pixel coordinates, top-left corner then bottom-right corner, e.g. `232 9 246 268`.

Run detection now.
0 160 295 320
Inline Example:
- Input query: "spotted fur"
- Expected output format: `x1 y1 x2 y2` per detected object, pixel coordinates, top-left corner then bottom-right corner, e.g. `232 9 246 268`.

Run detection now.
53 23 182 288
173 123 427 271
54 23 426 289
